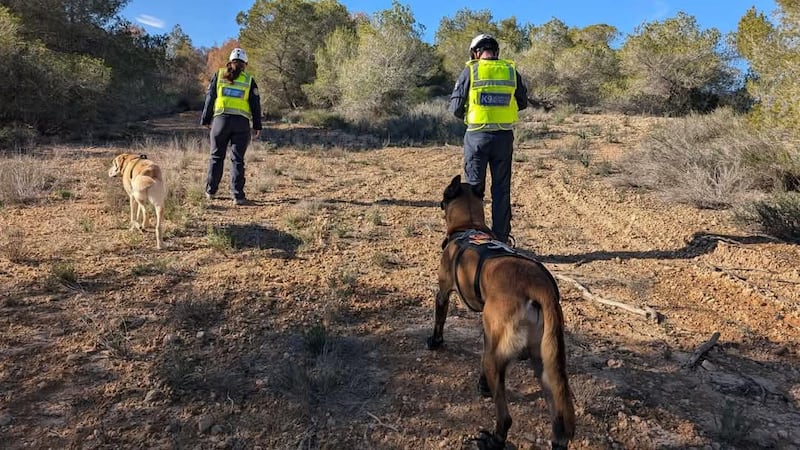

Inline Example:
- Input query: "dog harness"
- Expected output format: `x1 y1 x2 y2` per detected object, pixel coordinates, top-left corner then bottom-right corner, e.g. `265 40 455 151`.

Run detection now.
447 229 539 312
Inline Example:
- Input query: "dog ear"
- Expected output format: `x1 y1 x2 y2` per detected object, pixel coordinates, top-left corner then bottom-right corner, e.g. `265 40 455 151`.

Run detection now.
442 175 462 208
471 182 485 199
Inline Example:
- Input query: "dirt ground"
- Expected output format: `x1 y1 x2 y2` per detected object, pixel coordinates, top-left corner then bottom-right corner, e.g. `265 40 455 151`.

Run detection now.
1 111 799 450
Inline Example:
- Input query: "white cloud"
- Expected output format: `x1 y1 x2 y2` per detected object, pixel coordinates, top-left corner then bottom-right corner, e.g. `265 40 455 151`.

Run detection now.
651 0 671 20
135 14 165 29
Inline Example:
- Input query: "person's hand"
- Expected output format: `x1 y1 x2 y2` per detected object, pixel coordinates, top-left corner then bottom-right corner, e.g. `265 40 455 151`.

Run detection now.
252 129 261 139
202 124 210 129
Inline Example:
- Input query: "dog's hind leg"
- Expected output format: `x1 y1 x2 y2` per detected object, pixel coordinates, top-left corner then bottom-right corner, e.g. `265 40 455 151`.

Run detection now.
128 195 141 230
426 288 451 350
154 204 163 249
479 337 513 449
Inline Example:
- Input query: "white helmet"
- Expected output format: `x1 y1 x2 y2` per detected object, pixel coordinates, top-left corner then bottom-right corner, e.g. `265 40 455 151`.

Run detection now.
469 34 499 53
229 48 248 63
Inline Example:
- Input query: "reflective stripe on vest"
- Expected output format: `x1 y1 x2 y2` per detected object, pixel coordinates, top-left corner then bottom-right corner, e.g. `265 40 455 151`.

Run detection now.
213 68 253 120
466 59 518 131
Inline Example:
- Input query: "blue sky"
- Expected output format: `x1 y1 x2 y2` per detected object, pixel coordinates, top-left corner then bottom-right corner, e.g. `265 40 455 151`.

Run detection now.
120 0 778 49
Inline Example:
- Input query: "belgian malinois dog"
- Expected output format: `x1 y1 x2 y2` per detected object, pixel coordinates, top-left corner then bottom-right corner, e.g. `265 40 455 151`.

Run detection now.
108 153 166 250
427 175 575 450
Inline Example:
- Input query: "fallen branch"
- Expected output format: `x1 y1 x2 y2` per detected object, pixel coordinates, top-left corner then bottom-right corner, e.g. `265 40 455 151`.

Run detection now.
683 331 720 370
366 411 399 433
554 273 663 323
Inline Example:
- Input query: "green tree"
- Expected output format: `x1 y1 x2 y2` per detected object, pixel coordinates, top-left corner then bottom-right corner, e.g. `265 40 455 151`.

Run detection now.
434 9 498 80
618 12 733 114
515 18 572 103
164 25 206 110
237 0 351 112
337 1 438 119
302 26 358 108
736 1 800 137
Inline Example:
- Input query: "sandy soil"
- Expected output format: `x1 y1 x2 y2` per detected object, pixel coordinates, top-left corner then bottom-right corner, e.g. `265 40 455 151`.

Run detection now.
1 111 798 450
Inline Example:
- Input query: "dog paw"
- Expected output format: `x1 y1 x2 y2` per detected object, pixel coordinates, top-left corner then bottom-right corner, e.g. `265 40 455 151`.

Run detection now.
426 336 443 350
461 430 506 450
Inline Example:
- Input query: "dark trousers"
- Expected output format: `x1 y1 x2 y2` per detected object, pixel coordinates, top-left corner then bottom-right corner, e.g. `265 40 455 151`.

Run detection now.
463 129 514 242
206 114 251 200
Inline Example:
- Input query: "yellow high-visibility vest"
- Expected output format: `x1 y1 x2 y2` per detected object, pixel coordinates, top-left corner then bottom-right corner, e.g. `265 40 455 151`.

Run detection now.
213 68 253 120
465 59 518 131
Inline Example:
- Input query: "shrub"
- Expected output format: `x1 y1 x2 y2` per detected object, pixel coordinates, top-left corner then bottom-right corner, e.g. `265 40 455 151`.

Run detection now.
618 108 776 208
0 156 52 204
742 192 800 242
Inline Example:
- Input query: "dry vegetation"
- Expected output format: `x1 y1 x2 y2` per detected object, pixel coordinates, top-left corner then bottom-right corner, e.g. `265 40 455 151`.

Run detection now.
1 111 799 449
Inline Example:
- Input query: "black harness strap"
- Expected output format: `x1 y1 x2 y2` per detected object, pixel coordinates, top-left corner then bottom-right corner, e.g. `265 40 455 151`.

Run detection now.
447 229 542 312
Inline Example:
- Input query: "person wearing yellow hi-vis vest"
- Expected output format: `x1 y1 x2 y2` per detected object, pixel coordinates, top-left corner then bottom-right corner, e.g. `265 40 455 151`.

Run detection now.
449 34 528 245
201 47 262 206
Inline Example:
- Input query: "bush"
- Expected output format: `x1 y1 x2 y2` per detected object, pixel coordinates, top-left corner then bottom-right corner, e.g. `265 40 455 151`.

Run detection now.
742 192 800 242
0 123 38 150
350 99 465 145
0 155 52 205
618 108 775 208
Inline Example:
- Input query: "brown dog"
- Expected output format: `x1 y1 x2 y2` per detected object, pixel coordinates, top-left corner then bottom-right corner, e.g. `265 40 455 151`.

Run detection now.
108 153 165 250
427 175 575 450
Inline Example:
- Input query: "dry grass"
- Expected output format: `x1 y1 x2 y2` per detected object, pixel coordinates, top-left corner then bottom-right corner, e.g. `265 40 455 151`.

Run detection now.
618 108 778 209
0 155 53 205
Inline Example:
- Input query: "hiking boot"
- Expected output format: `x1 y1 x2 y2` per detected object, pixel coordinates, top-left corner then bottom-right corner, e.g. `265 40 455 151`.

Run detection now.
233 198 250 206
205 192 213 200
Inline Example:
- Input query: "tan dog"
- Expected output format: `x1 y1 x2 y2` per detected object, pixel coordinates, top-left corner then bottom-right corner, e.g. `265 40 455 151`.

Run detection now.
427 175 575 450
108 153 165 249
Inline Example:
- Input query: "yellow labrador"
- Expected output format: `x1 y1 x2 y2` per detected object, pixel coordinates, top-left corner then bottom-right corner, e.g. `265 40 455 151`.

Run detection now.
108 153 165 249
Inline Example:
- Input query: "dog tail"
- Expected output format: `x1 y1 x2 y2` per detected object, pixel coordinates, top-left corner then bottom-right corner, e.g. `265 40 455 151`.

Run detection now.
530 274 575 447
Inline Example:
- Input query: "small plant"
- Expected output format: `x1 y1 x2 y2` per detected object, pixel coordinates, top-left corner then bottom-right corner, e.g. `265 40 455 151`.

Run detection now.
284 200 322 229
206 225 234 252
131 258 170 276
51 261 78 284
0 156 51 205
78 217 94 233
714 400 755 447
328 269 357 298
0 228 27 263
366 209 382 226
169 296 223 330
49 260 82 291
304 323 328 356
56 189 74 200
744 192 800 242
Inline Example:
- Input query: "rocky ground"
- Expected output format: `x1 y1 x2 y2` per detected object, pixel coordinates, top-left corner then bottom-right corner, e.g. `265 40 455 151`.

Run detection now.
1 111 798 449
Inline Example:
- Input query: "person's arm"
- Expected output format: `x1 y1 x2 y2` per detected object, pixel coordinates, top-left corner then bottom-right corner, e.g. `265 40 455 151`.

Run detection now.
449 68 470 120
200 71 218 126
249 79 262 131
515 71 528 112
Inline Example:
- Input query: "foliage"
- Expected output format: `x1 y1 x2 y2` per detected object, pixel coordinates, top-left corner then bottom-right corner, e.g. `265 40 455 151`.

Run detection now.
0 2 207 139
617 12 734 115
746 192 800 242
434 9 529 82
204 38 240 78
618 108 776 208
238 0 351 113
336 1 440 120
516 20 621 106
302 26 358 108
736 1 800 138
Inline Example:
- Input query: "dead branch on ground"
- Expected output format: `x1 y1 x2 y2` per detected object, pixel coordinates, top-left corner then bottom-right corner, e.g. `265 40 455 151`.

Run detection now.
683 331 720 370
554 273 663 323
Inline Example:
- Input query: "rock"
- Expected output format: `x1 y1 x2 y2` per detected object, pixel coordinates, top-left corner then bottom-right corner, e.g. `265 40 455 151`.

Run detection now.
197 416 215 434
144 389 162 403
163 334 179 346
